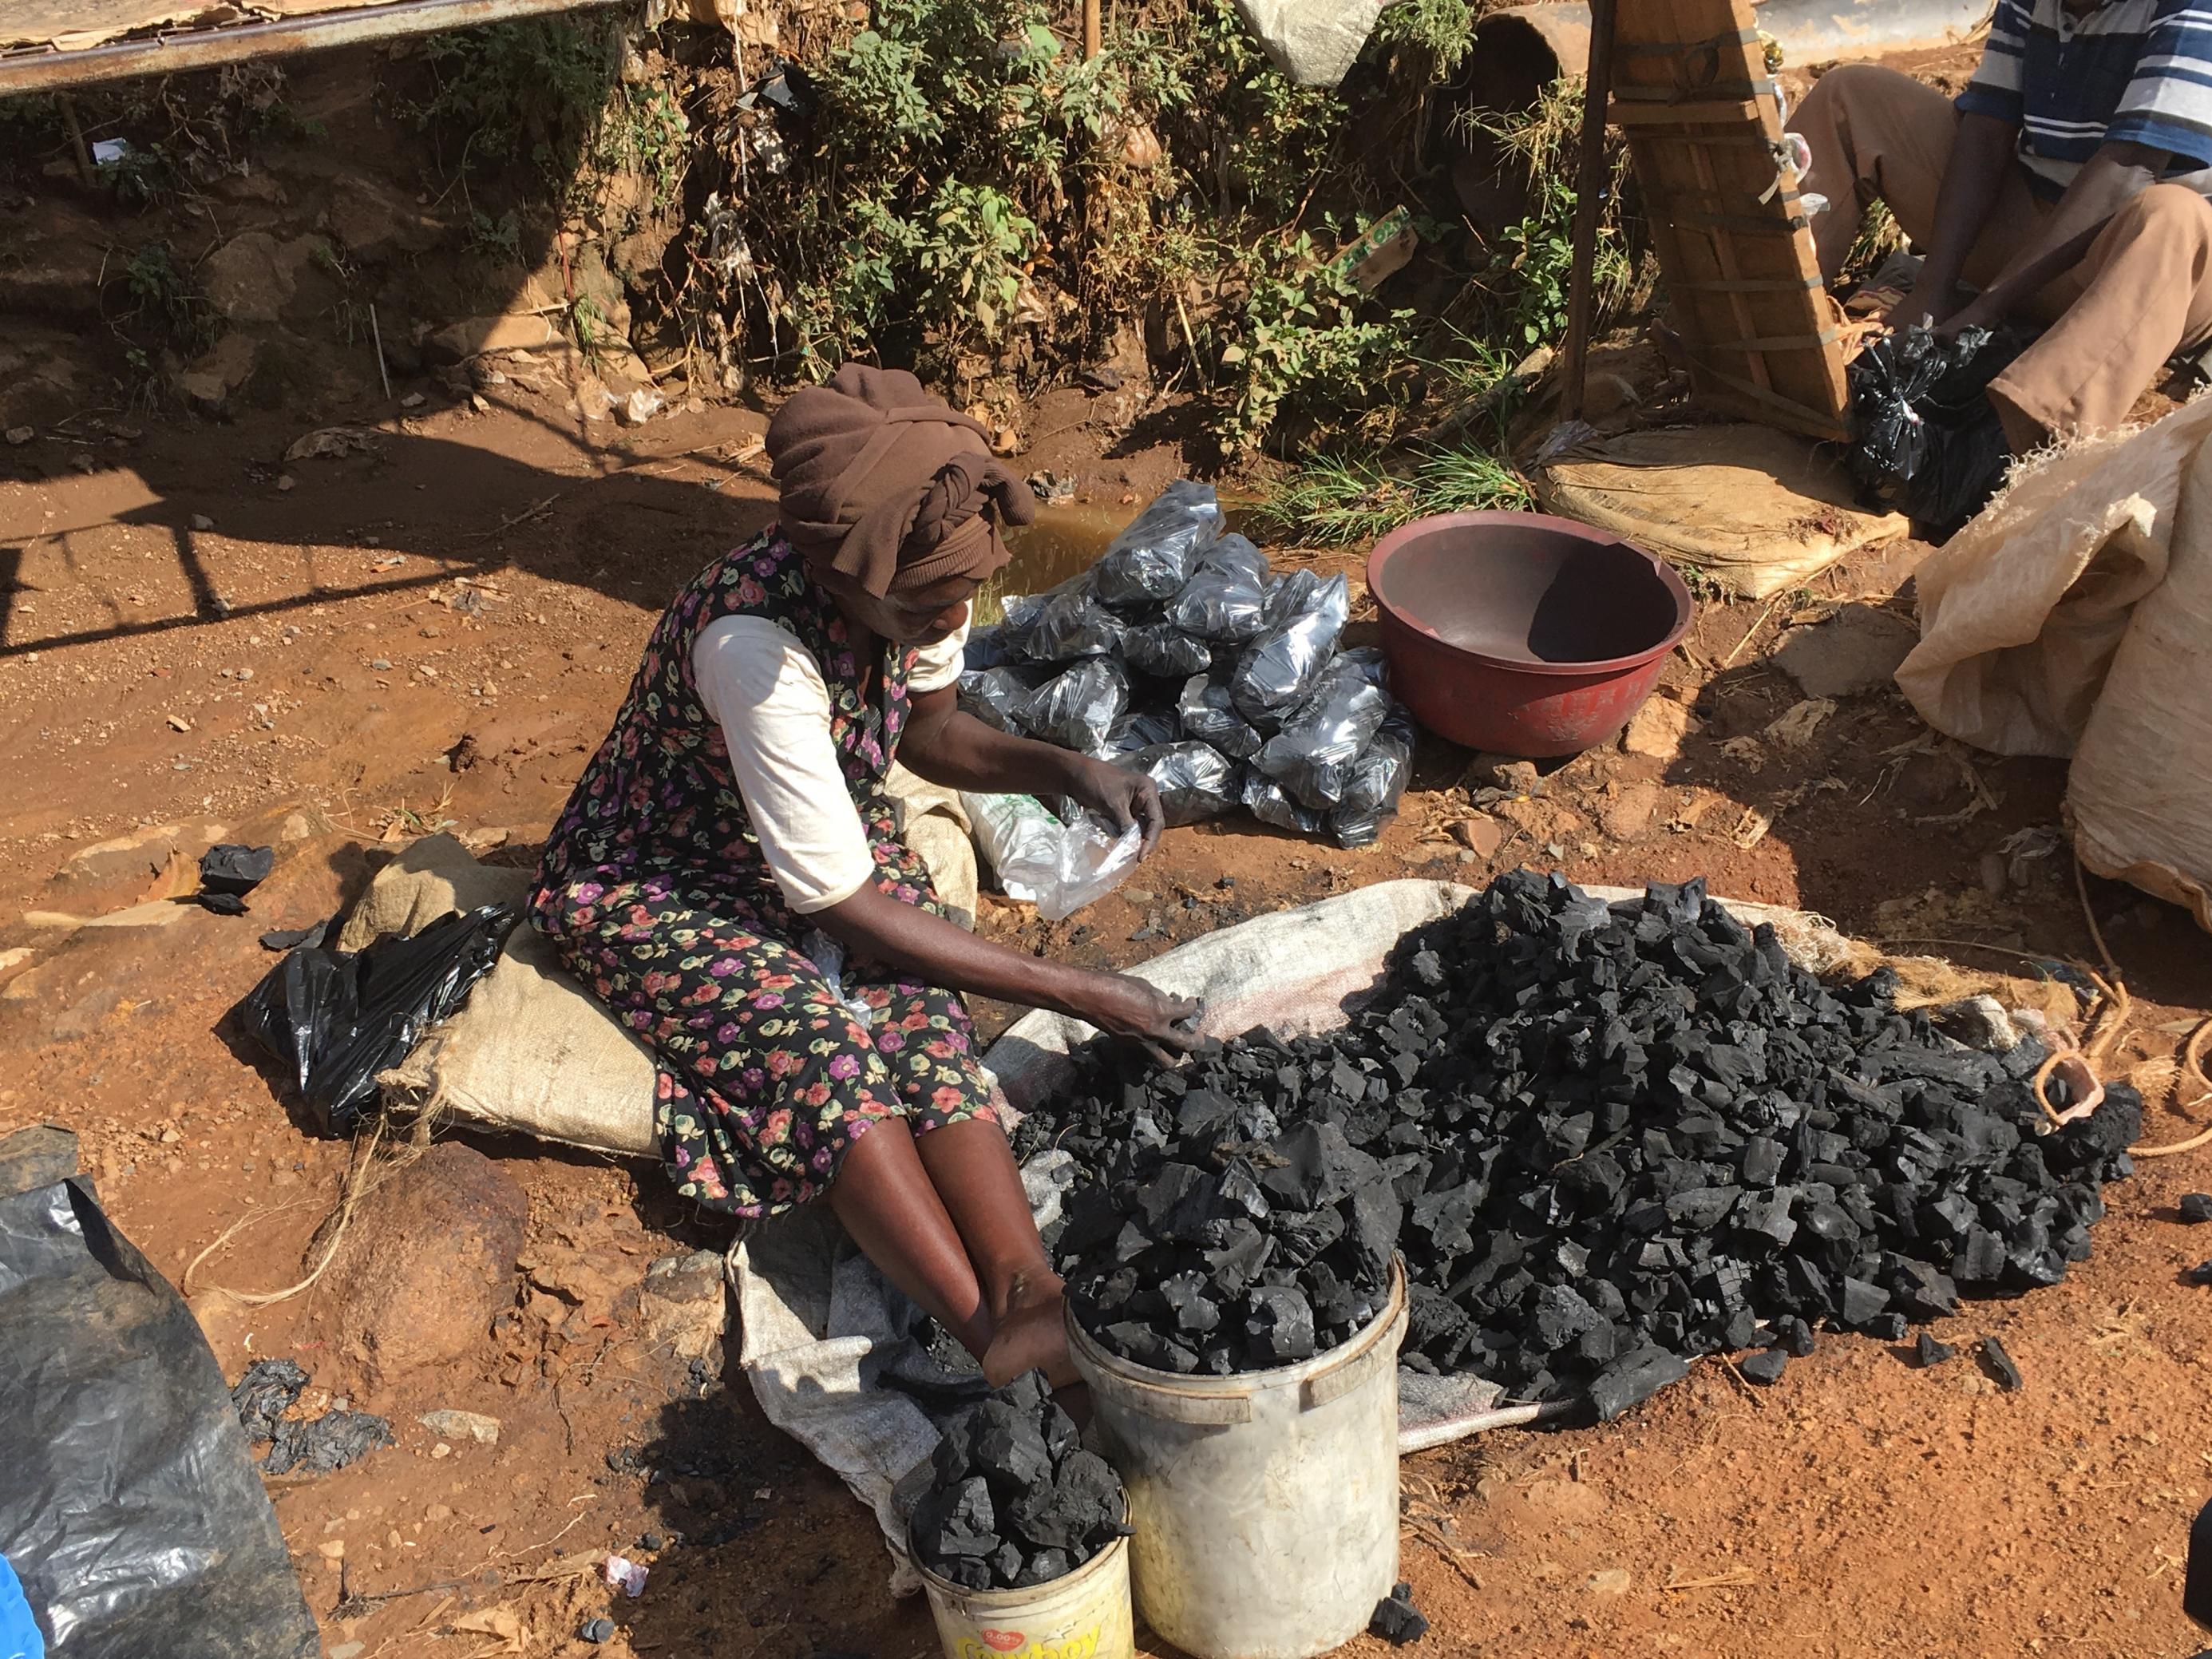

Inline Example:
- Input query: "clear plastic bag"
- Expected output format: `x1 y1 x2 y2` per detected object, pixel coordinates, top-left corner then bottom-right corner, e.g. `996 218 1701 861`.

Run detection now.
1099 709 1181 761
960 665 1048 734
1123 620 1213 679
1241 770 1326 835
1167 532 1272 643
1253 647 1391 810
960 792 1142 921
1019 657 1130 754
1023 580 1128 661
1118 740 1241 826
1091 481 1225 610
1233 571 1350 724
1327 707 1415 849
1177 671 1263 759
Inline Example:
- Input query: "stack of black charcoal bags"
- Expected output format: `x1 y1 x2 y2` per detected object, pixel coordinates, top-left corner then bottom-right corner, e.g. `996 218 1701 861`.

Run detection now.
1016 871 2141 1417
961 481 1415 848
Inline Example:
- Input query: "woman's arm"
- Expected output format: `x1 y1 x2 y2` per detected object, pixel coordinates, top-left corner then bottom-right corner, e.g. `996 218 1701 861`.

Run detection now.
814 880 1201 1060
899 685 1168 854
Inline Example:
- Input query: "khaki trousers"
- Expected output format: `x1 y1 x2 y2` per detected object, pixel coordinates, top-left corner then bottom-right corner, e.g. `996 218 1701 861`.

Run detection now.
1788 63 2212 446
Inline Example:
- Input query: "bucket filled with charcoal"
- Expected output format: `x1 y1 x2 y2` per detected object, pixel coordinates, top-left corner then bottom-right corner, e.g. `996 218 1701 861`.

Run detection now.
907 1371 1137 1659
1051 1067 1413 1659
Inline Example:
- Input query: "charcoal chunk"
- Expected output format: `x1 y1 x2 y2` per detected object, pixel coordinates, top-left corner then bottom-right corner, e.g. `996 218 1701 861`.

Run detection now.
1913 1331 1957 1368
1738 1348 1787 1384
1979 1336 2023 1392
1369 1582 1429 1645
2179 1194 2212 1225
1590 1344 1691 1421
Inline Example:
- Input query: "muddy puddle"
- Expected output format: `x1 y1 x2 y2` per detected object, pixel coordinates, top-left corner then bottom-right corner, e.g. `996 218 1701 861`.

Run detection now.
984 496 1258 616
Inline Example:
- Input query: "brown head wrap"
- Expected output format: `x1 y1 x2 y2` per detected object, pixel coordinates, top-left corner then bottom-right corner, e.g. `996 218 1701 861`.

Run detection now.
766 363 1035 598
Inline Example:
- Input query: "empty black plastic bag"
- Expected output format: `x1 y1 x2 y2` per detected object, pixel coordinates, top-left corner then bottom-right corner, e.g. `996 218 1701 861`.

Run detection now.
1328 707 1415 849
1847 323 2030 533
1168 532 1272 643
1118 741 1241 826
1233 571 1350 724
1123 621 1214 679
239 904 517 1135
1177 672 1263 759
0 1126 320 1659
1020 658 1130 754
1253 647 1391 810
1091 481 1225 609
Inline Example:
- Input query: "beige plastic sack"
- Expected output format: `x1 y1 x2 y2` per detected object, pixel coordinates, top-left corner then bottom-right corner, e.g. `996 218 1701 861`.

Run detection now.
1896 395 2212 756
2067 418 2212 931
378 766 981 1156
1533 424 1909 599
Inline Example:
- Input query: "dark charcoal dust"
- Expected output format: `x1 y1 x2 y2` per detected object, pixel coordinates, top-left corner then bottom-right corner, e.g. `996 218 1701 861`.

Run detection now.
909 1370 1128 1591
1015 871 2139 1405
1370 1581 1429 1645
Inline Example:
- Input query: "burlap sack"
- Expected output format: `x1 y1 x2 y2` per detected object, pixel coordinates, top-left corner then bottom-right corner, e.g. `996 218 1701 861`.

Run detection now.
335 833 528 951
2067 416 2212 931
1533 424 1909 599
1896 395 2212 757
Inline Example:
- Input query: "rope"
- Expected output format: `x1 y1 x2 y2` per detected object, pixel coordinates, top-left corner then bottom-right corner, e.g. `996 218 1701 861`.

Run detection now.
184 1115 413 1305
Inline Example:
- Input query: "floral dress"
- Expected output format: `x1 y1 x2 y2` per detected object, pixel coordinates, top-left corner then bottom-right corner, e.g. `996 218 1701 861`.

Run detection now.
532 526 991 1217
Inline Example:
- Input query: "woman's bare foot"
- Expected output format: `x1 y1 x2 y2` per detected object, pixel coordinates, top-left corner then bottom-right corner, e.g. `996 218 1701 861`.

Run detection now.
982 1269 1078 1388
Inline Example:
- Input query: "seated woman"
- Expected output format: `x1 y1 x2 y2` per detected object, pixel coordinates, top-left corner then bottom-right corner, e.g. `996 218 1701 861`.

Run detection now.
532 365 1197 1388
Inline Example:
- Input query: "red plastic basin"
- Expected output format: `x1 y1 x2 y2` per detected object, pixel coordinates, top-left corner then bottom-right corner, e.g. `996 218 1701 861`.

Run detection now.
1367 510 1693 758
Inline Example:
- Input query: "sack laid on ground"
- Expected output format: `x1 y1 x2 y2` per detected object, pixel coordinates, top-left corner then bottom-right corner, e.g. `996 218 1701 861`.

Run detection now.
1897 394 2212 755
2067 403 2212 931
0 1126 321 1659
1533 423 1909 600
1848 324 2032 533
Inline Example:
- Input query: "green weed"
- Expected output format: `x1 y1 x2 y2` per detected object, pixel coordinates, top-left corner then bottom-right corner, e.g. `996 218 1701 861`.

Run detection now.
1247 442 1530 546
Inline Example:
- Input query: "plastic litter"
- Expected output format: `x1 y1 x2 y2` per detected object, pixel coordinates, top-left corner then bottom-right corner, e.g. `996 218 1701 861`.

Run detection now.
1328 707 1416 849
1847 324 2030 533
1233 571 1351 723
0 1126 320 1658
1122 621 1213 679
1115 741 1241 826
962 793 1142 921
231 1359 393 1476
1090 480 1224 609
1175 672 1263 760
1252 647 1391 810
1167 533 1272 643
799 929 877 1028
239 904 518 1136
1019 659 1130 754
603 1556 650 1598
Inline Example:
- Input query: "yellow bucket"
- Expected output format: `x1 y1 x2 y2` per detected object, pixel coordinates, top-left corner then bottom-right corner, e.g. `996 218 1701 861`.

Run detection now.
912 1529 1134 1659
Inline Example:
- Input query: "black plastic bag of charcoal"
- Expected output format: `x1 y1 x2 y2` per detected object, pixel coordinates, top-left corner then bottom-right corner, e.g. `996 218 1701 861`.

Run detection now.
1233 572 1351 724
1327 709 1416 850
1098 709 1181 762
1023 869 2141 1412
960 664 1051 734
1123 620 1214 679
1116 741 1241 826
1242 771 1326 836
1020 658 1130 754
1018 580 1127 663
1091 480 1225 609
909 1371 1130 1590
1847 323 2033 534
1177 672 1263 760
1252 648 1392 810
1168 533 1272 643
0 1125 321 1658
239 904 516 1135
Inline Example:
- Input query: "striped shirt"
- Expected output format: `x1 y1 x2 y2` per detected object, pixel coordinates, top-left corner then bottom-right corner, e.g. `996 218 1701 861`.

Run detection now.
1957 0 2212 196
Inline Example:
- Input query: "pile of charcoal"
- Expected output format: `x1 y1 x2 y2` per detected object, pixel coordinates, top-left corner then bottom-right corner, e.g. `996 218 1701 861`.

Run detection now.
1019 872 2140 1412
909 1372 1130 1590
962 481 1414 848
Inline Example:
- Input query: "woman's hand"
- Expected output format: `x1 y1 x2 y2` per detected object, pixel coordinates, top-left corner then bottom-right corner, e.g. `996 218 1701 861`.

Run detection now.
1074 973 1204 1065
1061 756 1167 857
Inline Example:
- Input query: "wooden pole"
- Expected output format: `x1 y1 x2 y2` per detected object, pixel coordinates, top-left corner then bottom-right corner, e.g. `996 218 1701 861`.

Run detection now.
1558 0 1620 422
1084 0 1102 58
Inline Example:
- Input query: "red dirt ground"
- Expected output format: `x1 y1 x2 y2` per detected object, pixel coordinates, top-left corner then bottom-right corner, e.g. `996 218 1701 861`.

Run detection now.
4 352 2210 1659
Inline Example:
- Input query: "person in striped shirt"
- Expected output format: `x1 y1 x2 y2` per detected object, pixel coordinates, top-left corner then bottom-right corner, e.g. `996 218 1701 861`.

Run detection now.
1790 0 2212 450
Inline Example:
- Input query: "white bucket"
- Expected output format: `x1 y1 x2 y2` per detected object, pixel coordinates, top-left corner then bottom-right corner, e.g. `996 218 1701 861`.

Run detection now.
1067 1259 1408 1659
912 1528 1135 1659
